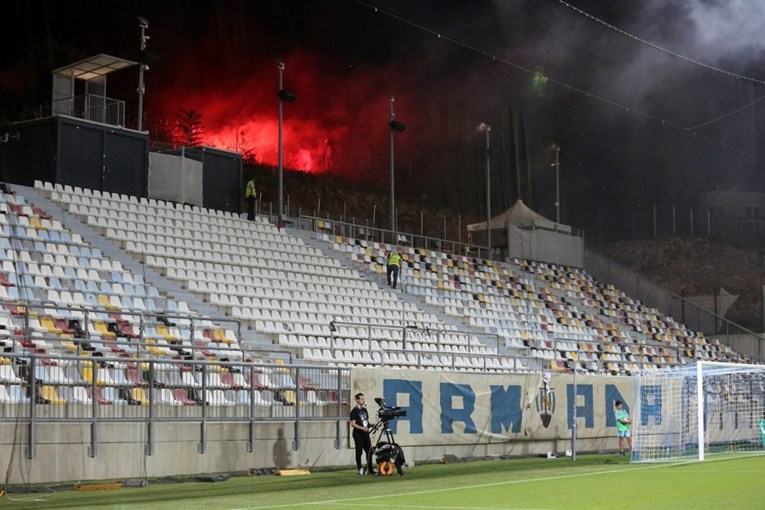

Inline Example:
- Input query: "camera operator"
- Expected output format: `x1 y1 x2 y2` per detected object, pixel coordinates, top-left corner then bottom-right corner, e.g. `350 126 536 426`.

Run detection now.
350 393 375 475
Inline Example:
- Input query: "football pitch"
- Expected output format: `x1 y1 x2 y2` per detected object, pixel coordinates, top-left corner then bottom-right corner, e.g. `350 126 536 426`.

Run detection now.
3 453 764 510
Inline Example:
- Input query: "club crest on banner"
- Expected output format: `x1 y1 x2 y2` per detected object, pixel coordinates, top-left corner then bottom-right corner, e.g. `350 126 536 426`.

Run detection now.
535 387 556 428
535 371 555 428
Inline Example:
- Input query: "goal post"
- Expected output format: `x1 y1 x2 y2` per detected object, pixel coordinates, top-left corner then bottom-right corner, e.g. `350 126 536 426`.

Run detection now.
631 361 765 463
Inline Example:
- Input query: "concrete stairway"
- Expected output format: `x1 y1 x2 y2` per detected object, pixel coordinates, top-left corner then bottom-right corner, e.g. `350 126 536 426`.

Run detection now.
287 228 495 346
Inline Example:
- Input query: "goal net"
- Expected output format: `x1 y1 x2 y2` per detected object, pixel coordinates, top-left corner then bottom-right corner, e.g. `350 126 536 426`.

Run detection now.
631 361 765 462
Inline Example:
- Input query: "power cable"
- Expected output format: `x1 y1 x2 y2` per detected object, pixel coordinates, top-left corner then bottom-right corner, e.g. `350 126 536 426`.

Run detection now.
556 0 765 131
350 0 757 160
688 94 765 130
555 0 765 86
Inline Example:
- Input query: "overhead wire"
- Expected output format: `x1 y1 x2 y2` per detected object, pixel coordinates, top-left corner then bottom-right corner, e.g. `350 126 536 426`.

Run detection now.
688 95 765 130
555 0 765 86
556 0 765 131
350 0 757 160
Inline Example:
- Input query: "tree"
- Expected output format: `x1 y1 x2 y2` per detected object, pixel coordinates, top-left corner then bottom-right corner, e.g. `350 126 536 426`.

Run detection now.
174 106 205 147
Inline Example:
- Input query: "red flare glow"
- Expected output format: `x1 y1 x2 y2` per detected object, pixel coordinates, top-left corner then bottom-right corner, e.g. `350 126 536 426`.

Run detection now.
150 51 416 176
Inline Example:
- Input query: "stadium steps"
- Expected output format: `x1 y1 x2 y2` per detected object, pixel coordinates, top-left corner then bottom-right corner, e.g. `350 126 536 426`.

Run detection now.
286 228 493 347
11 184 278 355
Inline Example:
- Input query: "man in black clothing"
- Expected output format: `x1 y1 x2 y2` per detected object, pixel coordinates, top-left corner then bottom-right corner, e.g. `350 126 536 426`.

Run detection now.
350 392 375 475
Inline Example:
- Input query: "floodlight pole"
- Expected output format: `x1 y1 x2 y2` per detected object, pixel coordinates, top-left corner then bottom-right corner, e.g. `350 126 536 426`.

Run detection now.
478 124 491 255
572 356 577 461
486 126 492 255
553 144 561 226
389 96 396 234
278 61 285 228
137 18 149 132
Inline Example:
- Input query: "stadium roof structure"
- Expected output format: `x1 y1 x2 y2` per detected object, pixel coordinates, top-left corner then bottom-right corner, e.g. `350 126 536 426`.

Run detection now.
51 54 138 127
52 54 137 81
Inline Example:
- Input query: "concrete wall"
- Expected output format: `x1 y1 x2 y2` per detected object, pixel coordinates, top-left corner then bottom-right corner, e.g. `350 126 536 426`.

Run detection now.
0 419 617 484
0 420 348 484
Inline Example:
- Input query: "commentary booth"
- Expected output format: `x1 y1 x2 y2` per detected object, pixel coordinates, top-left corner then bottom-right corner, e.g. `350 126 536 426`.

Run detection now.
0 55 149 198
0 54 242 214
468 199 584 268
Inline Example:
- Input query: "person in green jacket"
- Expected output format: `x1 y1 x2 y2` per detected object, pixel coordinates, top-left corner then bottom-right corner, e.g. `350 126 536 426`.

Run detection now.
386 250 401 289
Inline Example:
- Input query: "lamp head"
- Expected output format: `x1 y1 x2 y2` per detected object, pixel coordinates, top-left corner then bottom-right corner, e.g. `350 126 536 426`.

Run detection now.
389 120 406 133
278 89 297 103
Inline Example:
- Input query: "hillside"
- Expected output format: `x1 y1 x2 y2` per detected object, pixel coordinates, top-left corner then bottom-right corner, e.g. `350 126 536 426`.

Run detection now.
248 166 483 244
591 237 765 331
248 167 765 331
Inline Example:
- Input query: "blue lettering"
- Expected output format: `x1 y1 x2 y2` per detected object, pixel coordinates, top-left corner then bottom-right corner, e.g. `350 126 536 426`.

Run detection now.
440 383 477 433
640 384 662 426
383 379 423 434
567 384 594 428
605 384 630 427
489 385 522 433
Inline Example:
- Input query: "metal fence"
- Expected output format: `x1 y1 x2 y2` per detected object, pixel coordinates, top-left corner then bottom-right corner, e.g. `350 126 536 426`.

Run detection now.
52 94 126 127
294 214 495 259
0 351 350 458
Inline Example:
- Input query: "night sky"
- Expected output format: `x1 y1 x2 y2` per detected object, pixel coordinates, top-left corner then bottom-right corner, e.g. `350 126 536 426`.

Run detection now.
3 0 765 239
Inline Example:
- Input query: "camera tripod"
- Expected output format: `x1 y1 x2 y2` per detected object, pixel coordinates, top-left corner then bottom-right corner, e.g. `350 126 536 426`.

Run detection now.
366 419 405 476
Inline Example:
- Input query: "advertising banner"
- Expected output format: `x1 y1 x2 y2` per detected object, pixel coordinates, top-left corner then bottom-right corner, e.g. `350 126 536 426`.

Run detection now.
351 368 632 446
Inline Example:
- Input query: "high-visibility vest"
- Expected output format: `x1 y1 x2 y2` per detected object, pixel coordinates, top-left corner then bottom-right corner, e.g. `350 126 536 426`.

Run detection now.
245 181 256 198
387 252 401 267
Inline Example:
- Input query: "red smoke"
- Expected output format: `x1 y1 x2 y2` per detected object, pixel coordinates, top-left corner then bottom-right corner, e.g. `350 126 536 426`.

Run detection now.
150 50 418 176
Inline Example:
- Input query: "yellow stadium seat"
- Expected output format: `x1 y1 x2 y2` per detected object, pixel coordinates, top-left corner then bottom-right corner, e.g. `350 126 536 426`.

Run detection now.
94 321 117 338
131 388 149 406
283 390 301 406
97 295 118 311
156 325 178 342
40 316 63 334
41 386 67 405
29 216 48 230
81 361 108 386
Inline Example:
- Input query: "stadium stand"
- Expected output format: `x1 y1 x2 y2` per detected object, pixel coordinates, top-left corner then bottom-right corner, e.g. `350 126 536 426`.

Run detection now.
321 235 746 374
0 179 748 418
39 181 524 372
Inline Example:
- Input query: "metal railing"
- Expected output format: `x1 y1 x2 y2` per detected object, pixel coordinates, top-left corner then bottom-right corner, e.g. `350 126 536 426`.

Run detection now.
52 94 126 127
10 300 252 361
290 213 496 260
0 351 350 458
328 320 534 372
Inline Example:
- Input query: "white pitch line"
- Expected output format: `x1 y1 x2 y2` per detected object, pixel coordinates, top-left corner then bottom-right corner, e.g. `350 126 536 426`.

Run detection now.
324 504 548 510
232 454 765 510
231 462 674 510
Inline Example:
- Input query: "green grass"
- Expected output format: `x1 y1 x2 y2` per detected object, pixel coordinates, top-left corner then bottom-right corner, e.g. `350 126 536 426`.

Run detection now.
3 453 765 509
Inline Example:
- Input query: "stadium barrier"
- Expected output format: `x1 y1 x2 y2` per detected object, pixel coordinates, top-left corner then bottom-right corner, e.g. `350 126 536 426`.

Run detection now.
1 361 635 484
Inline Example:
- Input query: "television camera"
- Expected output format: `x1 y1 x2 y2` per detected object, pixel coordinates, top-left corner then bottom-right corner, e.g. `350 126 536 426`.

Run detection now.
368 398 407 476
375 397 407 421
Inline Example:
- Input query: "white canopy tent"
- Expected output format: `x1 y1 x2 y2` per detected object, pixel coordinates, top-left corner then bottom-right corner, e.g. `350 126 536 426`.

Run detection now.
467 200 583 267
467 199 571 234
